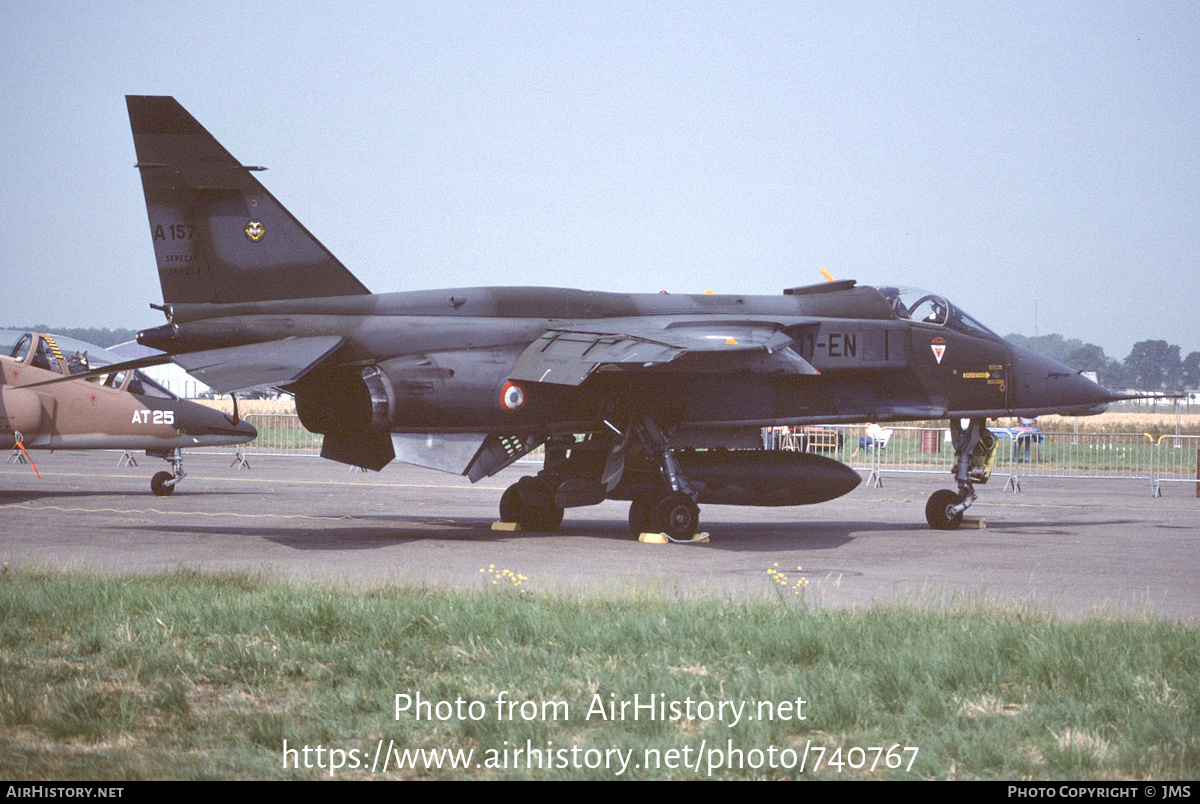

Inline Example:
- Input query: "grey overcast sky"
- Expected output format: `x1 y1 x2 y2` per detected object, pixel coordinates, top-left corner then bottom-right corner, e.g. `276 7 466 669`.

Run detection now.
1 1 1197 359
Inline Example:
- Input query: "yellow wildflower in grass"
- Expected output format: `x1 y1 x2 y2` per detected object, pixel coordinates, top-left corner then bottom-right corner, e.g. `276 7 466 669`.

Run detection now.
480 565 530 595
766 563 809 596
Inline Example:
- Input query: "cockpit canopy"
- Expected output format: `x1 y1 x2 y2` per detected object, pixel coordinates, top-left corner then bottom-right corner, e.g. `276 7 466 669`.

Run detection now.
1 330 175 399
875 287 1003 341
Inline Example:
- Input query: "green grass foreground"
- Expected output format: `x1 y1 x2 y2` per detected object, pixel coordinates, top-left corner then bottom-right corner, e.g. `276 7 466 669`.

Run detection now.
0 568 1196 780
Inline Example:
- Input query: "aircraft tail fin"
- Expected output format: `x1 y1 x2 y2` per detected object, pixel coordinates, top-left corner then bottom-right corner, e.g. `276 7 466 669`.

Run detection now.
126 96 370 305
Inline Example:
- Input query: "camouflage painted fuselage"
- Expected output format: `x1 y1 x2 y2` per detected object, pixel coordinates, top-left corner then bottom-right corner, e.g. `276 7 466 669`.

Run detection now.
139 282 1111 438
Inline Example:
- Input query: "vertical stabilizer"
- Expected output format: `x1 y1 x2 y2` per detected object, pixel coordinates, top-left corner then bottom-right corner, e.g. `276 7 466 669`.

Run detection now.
126 96 370 305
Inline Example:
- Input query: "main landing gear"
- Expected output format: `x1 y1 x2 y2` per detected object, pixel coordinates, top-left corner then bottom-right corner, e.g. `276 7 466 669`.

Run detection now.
148 448 186 496
495 435 579 532
925 419 997 530
496 416 705 541
623 417 701 540
498 476 565 531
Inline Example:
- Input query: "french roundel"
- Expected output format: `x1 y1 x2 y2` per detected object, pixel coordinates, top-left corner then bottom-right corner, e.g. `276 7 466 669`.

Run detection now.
500 381 526 412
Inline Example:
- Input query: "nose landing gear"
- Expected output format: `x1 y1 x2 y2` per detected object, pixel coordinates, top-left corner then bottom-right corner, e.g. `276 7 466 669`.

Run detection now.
148 448 186 496
926 419 996 530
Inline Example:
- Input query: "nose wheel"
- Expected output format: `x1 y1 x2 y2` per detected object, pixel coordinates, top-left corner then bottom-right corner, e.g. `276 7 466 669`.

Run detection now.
150 471 175 496
148 448 185 496
925 489 964 530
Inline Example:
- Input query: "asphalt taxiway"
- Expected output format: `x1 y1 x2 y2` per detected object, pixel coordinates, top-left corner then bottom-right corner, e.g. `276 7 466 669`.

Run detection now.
2 451 1197 618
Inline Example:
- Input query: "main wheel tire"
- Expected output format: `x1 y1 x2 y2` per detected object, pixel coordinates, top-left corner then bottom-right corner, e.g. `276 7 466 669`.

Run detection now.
499 484 563 532
499 485 526 523
514 475 556 509
151 471 175 497
648 492 700 540
526 504 564 532
628 494 654 536
925 489 963 530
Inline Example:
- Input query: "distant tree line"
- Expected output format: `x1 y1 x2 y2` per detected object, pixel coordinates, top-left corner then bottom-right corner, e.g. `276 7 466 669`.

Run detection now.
2 325 139 349
1006 333 1200 391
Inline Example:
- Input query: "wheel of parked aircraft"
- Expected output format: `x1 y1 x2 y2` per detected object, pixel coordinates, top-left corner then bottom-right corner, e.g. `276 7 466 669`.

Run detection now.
151 471 175 497
529 504 564 531
648 492 700 540
628 494 654 537
499 485 563 532
925 489 963 530
499 485 521 518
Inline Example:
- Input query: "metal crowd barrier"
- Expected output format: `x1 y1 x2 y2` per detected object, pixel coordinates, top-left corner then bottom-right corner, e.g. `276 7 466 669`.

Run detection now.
1001 431 1157 479
197 415 1198 497
240 413 323 456
769 424 1199 497
1151 434 1200 497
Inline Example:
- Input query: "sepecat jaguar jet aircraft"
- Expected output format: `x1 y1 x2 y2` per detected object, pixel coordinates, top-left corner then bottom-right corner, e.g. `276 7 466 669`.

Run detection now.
1 330 256 494
119 95 1125 536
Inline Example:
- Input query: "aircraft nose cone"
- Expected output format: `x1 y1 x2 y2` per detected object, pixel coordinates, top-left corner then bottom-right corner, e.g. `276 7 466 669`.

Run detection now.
1008 346 1119 416
178 402 258 444
228 417 259 440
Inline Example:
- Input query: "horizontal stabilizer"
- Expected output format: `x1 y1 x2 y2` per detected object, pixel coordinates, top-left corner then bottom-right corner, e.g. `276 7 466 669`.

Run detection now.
171 336 344 394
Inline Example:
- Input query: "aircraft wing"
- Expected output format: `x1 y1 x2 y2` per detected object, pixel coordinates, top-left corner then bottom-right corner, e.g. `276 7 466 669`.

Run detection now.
15 336 345 395
509 321 818 386
15 353 175 388
170 336 345 394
